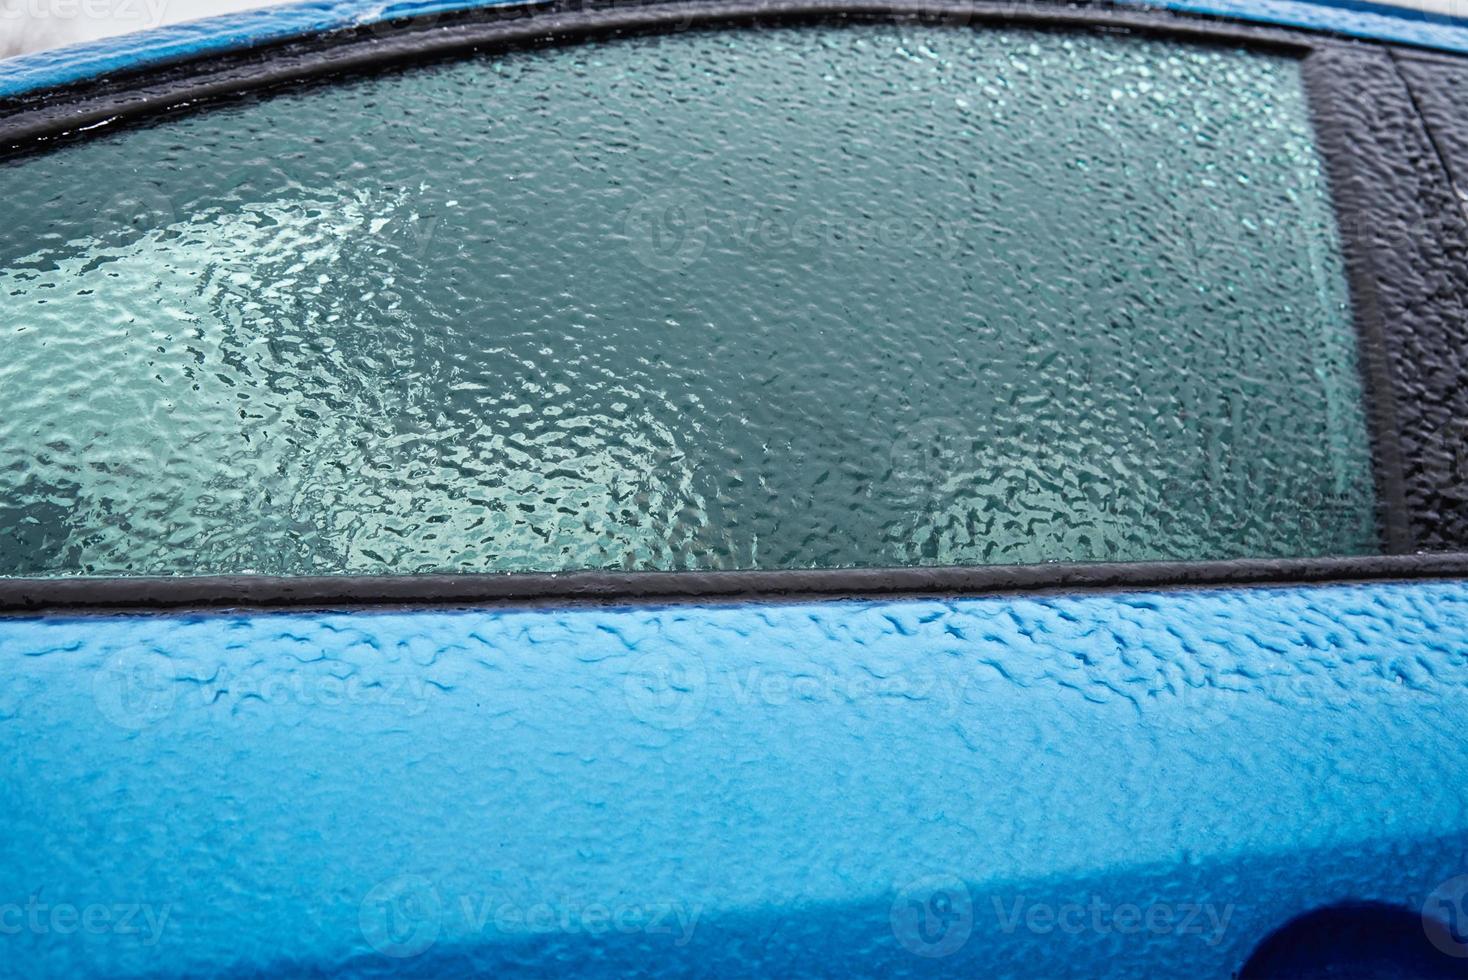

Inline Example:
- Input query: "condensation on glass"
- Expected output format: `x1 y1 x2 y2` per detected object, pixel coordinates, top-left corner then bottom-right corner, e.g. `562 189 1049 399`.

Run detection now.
0 25 1376 577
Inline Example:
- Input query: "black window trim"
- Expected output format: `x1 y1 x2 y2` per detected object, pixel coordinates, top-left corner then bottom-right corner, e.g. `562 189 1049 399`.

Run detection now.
3 0 1468 612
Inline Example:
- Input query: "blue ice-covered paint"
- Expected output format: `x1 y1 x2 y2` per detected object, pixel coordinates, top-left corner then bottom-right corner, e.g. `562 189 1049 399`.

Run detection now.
0 0 530 99
2 581 1466 976
2 0 1468 102
1115 0 1468 53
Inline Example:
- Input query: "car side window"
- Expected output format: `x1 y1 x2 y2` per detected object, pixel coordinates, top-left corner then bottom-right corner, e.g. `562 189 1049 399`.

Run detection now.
0 24 1376 577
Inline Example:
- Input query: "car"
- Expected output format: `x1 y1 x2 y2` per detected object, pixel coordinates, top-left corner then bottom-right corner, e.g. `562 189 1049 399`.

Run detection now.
1 0 1467 975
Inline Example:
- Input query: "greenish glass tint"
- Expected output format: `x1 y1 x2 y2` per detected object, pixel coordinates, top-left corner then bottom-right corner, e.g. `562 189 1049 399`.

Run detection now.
0 25 1375 577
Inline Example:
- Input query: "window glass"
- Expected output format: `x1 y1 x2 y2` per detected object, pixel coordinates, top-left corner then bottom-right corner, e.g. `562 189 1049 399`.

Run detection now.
0 25 1375 576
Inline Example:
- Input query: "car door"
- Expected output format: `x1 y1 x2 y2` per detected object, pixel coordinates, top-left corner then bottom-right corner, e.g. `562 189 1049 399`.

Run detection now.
2 2 1468 976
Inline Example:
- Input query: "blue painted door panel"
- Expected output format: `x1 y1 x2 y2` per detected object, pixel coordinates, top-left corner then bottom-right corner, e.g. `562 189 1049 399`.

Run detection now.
2 581 1465 976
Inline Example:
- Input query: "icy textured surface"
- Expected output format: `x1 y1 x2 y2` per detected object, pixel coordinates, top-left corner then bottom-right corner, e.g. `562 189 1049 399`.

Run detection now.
2 0 1467 101
1400 54 1468 192
1308 46 1468 552
0 25 1375 576
2 582 1468 975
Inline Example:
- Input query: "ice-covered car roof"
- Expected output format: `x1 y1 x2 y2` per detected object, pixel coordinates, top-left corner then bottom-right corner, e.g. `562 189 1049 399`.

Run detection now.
0 0 1466 102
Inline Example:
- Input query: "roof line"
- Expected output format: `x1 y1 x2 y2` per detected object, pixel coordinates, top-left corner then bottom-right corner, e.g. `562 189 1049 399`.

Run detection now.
1 0 1466 100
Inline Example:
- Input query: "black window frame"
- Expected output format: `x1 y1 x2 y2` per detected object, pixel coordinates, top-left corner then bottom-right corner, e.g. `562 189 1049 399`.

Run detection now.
2 0 1467 612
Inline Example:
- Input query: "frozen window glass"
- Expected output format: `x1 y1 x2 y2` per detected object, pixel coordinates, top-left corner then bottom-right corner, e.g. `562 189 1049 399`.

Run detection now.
0 25 1376 576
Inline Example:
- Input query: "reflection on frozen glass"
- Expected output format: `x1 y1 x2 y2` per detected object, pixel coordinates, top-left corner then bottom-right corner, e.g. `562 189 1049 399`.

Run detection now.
0 25 1375 576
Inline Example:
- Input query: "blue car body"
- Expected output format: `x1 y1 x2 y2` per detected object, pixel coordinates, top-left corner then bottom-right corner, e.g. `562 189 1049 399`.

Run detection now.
2 1 1467 976
4 584 1468 974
